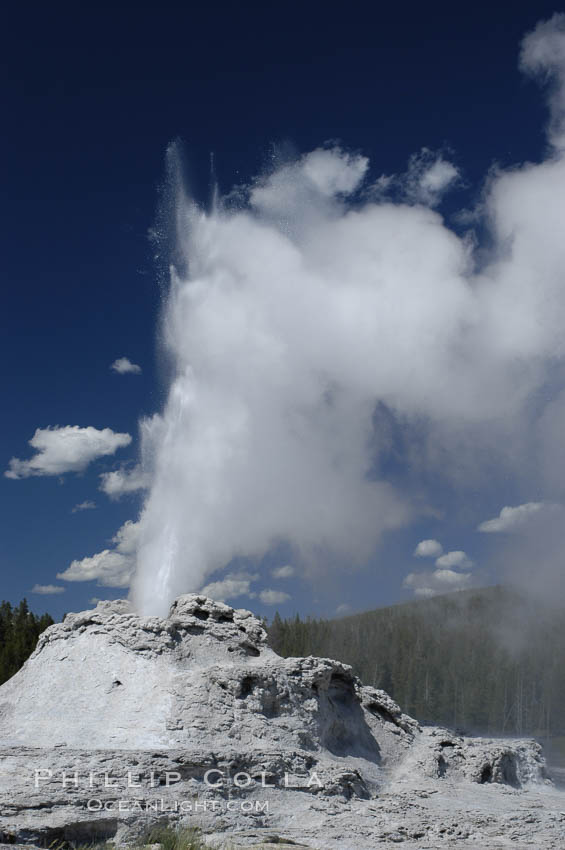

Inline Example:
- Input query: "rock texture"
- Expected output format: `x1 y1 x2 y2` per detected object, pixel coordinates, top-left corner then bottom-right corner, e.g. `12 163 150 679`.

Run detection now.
0 595 418 756
0 595 561 849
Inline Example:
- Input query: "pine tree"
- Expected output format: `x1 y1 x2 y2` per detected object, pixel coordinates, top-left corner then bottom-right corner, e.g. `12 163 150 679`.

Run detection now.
0 599 55 685
266 586 565 737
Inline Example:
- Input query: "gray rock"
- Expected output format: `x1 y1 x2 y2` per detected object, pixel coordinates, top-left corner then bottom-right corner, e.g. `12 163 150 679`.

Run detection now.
0 595 559 849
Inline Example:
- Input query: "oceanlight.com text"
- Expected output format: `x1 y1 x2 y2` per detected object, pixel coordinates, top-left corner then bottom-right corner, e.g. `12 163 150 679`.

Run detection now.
86 798 270 814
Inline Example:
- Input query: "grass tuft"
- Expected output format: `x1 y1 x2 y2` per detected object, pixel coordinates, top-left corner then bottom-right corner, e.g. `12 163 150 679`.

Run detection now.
139 825 206 850
44 826 206 850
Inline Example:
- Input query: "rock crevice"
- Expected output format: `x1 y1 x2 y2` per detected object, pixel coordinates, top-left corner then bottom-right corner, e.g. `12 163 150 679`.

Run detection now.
0 594 552 848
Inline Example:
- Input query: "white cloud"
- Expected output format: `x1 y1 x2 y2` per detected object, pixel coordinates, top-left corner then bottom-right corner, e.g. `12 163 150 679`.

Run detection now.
71 500 96 513
200 571 258 603
403 572 423 589
520 13 565 149
111 520 140 554
259 589 291 605
404 149 460 206
413 587 437 598
301 147 369 197
250 146 368 218
403 573 424 592
433 568 471 585
435 550 473 569
417 157 459 202
99 465 149 499
31 584 65 595
336 603 352 615
5 426 131 479
271 564 295 579
370 149 459 207
477 502 549 533
57 520 140 588
58 551 133 588
403 568 471 598
414 539 443 558
110 357 142 375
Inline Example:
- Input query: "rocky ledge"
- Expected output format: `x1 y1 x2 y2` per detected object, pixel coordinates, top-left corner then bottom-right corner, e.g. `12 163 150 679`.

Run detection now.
0 595 557 849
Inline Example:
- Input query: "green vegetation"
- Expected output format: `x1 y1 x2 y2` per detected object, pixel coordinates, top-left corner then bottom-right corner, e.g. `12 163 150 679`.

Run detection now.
3 588 565 742
268 586 565 738
141 825 206 850
43 827 303 850
0 598 54 686
45 826 206 850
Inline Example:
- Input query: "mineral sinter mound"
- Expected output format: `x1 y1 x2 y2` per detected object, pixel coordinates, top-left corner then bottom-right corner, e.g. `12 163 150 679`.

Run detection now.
0 595 554 849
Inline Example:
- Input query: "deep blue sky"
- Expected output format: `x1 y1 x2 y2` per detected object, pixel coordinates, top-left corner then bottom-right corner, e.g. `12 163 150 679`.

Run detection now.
1 1 560 619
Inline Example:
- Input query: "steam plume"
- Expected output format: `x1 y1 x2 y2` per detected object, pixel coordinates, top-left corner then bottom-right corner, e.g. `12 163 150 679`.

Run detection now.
132 16 565 616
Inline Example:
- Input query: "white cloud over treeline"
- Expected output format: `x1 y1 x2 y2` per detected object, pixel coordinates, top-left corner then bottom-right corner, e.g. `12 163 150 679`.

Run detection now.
259 589 291 605
31 584 65 595
404 545 473 598
403 568 472 598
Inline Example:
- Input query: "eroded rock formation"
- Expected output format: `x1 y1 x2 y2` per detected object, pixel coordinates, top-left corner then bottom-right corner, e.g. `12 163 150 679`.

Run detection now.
0 595 555 849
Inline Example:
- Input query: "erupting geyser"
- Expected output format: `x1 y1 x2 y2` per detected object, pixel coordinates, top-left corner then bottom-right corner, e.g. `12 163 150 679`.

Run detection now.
133 14 565 616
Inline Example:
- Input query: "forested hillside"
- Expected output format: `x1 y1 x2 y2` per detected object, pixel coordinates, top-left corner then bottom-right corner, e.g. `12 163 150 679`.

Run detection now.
0 600 54 685
2 590 564 742
268 586 565 738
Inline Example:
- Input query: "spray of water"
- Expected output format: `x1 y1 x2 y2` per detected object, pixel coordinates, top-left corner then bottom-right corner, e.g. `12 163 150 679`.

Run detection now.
131 14 565 616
